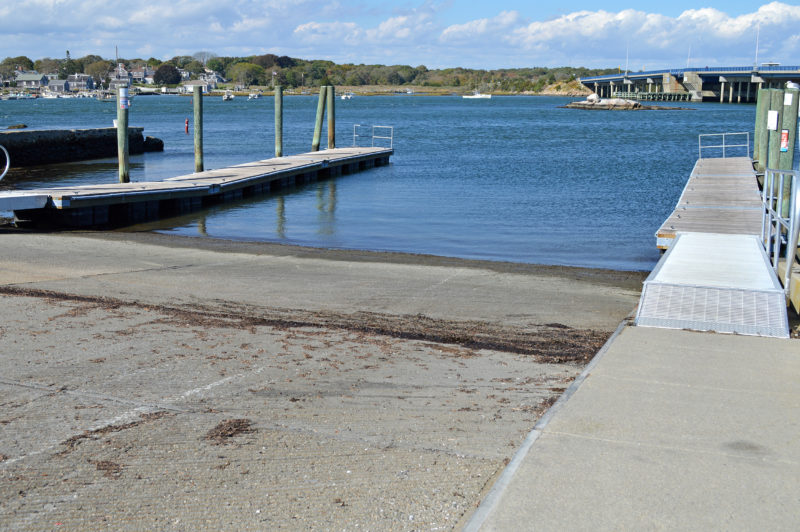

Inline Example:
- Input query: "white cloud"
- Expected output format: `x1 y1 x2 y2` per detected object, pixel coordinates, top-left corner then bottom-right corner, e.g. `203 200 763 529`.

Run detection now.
440 11 522 43
293 21 364 45
1 1 799 69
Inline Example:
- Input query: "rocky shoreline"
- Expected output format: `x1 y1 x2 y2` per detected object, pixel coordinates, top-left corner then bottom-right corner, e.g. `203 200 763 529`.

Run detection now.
562 96 693 111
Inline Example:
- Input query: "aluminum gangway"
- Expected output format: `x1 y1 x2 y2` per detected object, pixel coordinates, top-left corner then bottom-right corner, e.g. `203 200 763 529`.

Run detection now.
637 137 793 338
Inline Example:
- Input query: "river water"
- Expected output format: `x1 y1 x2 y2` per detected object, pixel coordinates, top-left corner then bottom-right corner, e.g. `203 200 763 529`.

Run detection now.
0 94 755 271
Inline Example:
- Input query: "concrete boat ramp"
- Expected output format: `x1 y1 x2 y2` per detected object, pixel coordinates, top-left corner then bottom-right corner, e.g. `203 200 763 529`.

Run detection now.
0 147 391 227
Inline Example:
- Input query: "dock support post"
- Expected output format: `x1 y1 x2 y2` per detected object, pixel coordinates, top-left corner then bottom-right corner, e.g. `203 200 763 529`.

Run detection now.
720 82 725 103
312 86 327 152
275 85 283 157
193 85 203 172
779 88 799 215
116 87 130 183
754 89 769 174
327 85 336 149
767 89 784 175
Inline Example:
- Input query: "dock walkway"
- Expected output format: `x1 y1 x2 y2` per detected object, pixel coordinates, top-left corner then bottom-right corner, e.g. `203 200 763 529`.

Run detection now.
644 156 790 337
0 147 392 227
656 156 763 249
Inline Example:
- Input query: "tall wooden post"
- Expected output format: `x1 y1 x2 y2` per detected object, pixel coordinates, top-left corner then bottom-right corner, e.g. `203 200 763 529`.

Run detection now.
754 89 769 173
116 87 130 183
312 86 327 152
275 85 283 157
767 89 784 173
326 85 335 149
193 85 204 172
779 88 799 215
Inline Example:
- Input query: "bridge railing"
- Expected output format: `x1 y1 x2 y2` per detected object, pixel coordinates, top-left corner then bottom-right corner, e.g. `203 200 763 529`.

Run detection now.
698 132 750 159
762 168 799 298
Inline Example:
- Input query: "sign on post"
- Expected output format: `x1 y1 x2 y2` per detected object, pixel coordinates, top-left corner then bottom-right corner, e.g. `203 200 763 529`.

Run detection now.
119 87 130 109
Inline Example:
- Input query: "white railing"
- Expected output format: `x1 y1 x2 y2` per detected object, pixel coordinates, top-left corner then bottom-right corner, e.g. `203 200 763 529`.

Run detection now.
762 168 800 298
698 132 750 159
352 124 393 149
0 145 9 181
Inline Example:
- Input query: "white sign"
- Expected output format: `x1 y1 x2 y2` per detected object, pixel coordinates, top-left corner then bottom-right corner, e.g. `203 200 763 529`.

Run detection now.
785 93 793 106
119 87 130 110
767 110 779 130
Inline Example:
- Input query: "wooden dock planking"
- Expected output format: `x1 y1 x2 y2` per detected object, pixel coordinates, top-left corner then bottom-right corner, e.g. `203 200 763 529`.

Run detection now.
0 147 392 226
656 157 763 248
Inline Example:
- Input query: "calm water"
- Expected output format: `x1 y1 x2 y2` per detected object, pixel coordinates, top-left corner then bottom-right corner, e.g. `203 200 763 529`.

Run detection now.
0 95 755 270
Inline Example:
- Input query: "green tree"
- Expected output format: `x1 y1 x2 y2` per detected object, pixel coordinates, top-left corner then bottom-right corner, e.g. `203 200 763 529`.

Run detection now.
34 57 61 75
168 55 193 68
184 60 205 76
154 63 181 85
59 50 80 79
252 54 278 70
85 60 112 84
0 56 34 77
226 62 265 87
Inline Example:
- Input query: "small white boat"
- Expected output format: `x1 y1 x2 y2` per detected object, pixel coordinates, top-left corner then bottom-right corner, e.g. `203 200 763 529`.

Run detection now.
463 91 491 99
341 92 353 100
222 90 234 101
248 92 260 100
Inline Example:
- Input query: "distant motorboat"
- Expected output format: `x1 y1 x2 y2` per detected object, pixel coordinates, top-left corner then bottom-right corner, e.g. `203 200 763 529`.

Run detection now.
463 91 491 99
341 92 353 100
248 92 260 100
223 90 234 101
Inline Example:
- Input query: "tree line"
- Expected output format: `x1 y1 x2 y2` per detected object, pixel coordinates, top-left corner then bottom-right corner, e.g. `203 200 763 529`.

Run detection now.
0 51 615 92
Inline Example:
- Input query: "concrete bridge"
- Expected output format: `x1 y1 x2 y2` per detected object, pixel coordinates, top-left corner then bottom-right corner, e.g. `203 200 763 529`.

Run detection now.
580 65 800 102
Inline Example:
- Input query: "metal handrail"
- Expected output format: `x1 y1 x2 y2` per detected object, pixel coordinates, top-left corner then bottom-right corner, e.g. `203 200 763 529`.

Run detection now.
352 124 393 148
698 132 750 159
761 168 799 298
0 144 9 181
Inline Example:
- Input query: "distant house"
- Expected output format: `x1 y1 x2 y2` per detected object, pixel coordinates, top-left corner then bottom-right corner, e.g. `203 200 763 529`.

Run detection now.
182 80 210 93
48 79 69 93
16 72 49 89
111 63 131 88
67 73 95 90
130 66 155 85
178 68 191 81
198 71 224 89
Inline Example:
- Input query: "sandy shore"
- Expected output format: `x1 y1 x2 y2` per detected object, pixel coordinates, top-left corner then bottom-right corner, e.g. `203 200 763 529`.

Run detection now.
0 231 644 529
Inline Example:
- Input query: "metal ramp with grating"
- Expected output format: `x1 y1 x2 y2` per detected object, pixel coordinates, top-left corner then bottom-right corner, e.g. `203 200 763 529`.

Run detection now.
636 232 790 338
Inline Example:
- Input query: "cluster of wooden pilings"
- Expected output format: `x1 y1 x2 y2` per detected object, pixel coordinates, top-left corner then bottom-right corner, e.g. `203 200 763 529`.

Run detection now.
753 87 799 179
115 84 340 182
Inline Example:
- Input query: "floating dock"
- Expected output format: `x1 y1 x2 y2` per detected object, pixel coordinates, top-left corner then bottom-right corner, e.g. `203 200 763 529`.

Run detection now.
655 156 763 249
0 147 392 227
640 156 791 338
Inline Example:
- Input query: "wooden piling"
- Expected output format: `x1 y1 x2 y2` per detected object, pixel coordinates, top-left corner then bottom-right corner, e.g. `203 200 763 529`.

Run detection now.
754 89 769 173
116 87 130 183
778 88 799 170
312 86 326 152
275 85 283 157
327 85 336 149
779 88 799 216
193 85 204 173
767 89 784 173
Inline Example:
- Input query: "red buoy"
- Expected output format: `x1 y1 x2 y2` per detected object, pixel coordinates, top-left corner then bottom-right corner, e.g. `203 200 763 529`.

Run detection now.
185 118 189 134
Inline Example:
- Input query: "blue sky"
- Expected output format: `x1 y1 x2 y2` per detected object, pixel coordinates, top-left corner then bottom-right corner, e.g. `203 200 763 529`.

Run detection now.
1 1 798 70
